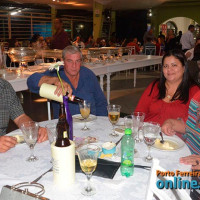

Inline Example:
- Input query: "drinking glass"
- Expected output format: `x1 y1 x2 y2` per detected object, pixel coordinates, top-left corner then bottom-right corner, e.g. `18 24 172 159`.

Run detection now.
77 144 100 196
79 101 91 131
143 122 160 162
45 123 57 145
124 115 134 130
20 121 39 162
132 112 145 143
107 104 121 137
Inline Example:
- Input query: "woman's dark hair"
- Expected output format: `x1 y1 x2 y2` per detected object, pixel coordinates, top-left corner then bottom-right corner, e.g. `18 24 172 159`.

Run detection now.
149 49 199 103
192 44 200 61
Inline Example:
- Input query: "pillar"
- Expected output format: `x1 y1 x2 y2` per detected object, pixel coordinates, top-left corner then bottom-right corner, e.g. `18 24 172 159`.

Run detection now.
51 7 57 35
110 11 116 35
93 1 103 41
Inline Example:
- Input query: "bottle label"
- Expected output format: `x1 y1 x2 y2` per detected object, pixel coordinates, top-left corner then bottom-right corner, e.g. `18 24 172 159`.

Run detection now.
69 95 75 101
122 160 133 167
63 131 68 138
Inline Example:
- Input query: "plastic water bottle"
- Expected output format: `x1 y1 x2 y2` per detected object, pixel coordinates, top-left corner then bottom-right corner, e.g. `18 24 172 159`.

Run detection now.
120 128 134 177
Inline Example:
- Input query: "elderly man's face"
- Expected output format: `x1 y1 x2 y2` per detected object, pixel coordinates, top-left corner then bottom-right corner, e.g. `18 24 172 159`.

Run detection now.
63 52 82 77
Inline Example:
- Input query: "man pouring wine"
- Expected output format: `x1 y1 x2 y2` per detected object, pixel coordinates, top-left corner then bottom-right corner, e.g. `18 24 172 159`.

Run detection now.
27 45 108 119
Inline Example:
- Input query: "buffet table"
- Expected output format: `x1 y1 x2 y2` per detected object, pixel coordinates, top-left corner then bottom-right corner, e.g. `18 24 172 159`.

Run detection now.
0 117 191 200
0 55 162 103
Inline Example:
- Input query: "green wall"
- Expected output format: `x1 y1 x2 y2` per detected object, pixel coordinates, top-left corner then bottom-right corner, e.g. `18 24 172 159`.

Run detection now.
151 2 200 35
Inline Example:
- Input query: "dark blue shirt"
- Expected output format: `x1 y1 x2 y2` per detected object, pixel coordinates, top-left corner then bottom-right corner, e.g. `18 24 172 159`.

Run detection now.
27 66 108 118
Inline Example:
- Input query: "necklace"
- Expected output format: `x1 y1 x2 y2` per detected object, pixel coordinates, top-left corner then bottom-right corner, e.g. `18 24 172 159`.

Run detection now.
166 94 172 99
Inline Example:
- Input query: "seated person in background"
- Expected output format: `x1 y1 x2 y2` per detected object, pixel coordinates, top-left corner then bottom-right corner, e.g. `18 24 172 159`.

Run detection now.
155 36 165 55
192 44 200 61
0 78 47 153
85 35 94 48
73 36 85 49
135 49 200 136
185 37 200 61
161 90 200 154
27 45 108 119
165 29 177 53
126 37 140 54
142 37 156 55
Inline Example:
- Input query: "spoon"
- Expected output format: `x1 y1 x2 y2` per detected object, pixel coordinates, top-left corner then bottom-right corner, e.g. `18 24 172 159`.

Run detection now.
159 132 165 144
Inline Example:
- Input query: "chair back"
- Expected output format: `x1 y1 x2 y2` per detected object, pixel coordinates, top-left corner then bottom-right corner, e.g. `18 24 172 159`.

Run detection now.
159 45 165 56
145 158 191 200
145 46 156 55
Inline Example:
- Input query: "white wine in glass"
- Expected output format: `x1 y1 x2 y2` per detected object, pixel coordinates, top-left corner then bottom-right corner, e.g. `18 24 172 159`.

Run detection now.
77 144 100 196
80 159 97 174
108 111 120 125
107 104 121 137
79 101 91 131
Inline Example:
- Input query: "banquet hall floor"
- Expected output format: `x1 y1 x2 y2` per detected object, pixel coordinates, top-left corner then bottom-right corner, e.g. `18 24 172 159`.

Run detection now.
7 69 160 133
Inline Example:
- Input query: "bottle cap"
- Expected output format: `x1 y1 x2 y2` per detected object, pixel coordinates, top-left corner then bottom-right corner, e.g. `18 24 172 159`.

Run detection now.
124 128 132 135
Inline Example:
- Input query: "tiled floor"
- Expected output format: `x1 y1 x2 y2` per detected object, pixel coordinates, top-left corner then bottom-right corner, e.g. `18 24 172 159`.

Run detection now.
7 69 160 133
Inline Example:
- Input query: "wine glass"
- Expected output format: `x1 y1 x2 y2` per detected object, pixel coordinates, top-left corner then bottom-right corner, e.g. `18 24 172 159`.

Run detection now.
143 122 160 162
107 104 121 137
124 115 134 130
77 144 100 196
79 101 91 131
132 112 145 143
20 121 39 162
45 123 57 145
124 115 138 154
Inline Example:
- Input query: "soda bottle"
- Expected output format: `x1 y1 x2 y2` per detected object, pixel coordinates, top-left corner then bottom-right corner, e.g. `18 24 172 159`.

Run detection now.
120 128 134 177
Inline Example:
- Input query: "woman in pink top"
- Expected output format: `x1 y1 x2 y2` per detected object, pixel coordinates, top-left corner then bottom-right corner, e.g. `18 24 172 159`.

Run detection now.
135 49 200 126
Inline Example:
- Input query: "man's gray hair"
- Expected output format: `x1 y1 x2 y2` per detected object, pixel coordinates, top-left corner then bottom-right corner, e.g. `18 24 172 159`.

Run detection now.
62 45 82 60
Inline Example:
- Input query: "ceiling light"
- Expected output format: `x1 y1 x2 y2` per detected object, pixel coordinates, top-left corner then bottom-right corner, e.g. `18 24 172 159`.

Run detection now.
10 11 18 15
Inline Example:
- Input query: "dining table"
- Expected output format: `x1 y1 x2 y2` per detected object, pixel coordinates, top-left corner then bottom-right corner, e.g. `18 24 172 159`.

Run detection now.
0 116 191 200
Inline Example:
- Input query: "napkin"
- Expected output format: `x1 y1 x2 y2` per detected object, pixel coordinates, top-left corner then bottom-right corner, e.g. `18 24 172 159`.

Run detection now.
75 156 120 179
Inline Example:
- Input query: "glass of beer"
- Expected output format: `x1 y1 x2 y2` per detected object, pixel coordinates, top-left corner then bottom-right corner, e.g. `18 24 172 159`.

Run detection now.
107 104 121 137
79 101 91 131
77 144 100 196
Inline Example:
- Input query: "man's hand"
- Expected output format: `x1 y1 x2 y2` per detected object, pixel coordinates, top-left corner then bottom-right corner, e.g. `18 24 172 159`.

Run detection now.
54 80 72 97
37 127 48 143
180 155 200 170
0 136 17 153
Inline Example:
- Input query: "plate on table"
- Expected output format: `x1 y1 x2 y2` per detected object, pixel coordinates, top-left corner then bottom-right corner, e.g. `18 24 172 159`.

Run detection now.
72 114 97 123
152 135 185 151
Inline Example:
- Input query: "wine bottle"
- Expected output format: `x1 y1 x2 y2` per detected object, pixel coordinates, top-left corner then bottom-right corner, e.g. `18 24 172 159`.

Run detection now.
40 83 84 103
55 131 71 147
66 92 84 104
56 103 71 145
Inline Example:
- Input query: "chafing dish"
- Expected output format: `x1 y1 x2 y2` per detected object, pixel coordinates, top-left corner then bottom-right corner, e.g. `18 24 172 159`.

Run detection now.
7 47 36 63
41 49 62 60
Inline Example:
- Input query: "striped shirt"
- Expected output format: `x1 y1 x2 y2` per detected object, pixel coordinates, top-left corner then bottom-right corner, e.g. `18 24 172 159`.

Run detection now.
184 91 200 154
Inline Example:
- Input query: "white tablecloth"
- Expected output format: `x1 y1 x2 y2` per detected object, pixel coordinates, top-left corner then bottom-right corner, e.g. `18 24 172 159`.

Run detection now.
0 117 191 200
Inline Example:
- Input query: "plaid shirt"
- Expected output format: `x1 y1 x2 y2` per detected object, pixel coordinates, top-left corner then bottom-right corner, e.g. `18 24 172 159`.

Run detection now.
0 78 24 136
